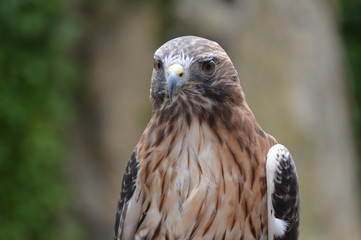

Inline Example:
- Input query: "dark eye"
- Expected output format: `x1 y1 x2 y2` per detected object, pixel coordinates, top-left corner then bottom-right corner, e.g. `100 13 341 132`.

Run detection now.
154 59 163 71
201 60 216 75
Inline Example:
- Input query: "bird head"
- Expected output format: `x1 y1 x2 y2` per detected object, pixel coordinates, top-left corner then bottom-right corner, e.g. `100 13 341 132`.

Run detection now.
150 36 243 116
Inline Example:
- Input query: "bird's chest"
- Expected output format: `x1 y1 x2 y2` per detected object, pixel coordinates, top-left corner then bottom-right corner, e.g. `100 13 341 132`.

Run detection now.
136 121 268 239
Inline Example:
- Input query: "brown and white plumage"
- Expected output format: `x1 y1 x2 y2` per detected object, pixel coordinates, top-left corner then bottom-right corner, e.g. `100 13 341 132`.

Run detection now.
114 36 299 240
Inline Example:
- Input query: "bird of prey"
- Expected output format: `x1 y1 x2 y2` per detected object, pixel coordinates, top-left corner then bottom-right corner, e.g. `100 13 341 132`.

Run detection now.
114 36 299 240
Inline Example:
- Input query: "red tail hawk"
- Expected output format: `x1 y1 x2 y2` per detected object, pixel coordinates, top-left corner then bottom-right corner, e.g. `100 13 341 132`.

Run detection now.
114 36 300 240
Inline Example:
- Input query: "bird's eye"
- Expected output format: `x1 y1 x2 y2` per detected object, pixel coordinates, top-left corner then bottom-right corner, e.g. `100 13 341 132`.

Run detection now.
201 60 216 75
154 59 163 71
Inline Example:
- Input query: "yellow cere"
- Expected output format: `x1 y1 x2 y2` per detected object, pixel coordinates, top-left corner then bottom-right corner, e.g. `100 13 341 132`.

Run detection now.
167 64 184 77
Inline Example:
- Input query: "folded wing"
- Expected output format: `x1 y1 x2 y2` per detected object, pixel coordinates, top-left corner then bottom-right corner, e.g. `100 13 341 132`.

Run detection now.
266 144 300 240
114 148 143 240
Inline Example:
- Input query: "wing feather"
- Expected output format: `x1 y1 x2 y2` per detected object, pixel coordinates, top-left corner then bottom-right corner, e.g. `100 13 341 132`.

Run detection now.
266 144 300 240
114 148 142 240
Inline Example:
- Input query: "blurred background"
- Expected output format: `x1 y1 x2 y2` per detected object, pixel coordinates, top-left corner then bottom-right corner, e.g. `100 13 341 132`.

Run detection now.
1 0 360 239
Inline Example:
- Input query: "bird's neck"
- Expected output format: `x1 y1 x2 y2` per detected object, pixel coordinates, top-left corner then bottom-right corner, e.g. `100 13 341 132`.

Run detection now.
140 101 274 158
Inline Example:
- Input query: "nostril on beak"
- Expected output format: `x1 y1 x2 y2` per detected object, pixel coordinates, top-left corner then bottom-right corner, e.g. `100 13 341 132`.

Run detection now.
166 64 185 102
168 64 184 78
167 72 183 102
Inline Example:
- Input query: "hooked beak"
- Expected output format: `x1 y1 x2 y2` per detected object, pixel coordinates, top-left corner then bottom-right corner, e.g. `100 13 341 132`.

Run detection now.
167 64 184 102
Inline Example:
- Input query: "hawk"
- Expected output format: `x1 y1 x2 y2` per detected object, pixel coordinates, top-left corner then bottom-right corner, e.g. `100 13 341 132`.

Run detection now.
114 36 299 240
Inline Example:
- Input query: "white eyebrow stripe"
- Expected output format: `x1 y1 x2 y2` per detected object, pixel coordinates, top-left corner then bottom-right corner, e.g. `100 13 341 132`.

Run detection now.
163 51 194 70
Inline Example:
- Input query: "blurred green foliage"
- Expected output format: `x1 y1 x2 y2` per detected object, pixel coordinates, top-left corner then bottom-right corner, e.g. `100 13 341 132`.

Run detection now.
0 0 84 239
340 0 361 171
